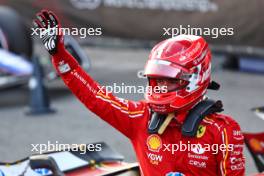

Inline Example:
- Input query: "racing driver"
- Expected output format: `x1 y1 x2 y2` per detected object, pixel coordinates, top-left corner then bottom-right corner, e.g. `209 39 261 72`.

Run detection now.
33 10 245 176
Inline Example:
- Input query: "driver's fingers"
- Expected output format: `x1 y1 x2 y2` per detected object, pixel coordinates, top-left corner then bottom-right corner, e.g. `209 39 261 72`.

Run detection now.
41 10 51 28
41 10 50 19
32 20 42 28
48 11 59 27
33 18 43 29
36 13 47 28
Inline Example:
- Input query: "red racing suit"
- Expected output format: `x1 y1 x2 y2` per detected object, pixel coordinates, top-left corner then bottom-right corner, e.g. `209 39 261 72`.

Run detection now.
51 48 245 176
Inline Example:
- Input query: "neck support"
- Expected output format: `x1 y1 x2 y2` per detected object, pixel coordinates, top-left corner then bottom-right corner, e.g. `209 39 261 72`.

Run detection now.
148 99 223 136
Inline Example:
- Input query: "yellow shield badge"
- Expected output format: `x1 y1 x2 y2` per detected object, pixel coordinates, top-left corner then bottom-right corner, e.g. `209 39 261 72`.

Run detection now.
196 125 206 138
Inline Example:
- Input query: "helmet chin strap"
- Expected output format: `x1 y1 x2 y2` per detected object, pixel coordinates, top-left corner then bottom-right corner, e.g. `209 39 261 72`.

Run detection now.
148 112 175 135
157 113 175 135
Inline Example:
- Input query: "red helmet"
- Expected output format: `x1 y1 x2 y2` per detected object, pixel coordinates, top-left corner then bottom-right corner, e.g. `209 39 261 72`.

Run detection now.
144 35 211 114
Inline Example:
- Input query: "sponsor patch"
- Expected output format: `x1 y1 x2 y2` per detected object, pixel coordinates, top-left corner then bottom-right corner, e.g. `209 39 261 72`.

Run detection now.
191 144 205 154
58 61 71 73
166 172 185 176
232 130 244 141
231 162 244 171
196 125 206 138
147 152 163 165
188 153 208 160
188 160 207 168
230 157 243 164
147 134 162 152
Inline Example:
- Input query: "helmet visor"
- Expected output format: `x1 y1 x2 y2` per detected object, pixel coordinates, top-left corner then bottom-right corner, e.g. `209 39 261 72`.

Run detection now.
144 60 190 80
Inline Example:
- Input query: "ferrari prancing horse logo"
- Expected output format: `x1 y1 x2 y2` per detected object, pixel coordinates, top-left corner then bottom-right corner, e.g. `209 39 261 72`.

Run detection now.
196 125 206 138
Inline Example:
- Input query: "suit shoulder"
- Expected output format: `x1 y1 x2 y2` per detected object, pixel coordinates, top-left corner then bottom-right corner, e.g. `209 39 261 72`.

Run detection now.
201 113 241 132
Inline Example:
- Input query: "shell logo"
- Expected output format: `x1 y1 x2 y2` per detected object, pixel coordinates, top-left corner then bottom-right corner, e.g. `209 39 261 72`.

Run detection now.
147 134 162 152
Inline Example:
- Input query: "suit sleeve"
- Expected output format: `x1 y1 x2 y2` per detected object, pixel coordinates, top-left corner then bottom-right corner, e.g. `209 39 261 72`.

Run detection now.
216 117 245 176
51 48 146 139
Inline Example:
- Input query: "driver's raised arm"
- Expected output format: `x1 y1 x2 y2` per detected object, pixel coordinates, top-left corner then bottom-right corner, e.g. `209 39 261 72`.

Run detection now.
33 10 146 139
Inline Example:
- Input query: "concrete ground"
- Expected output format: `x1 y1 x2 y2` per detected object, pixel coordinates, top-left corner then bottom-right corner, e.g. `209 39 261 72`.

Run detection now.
0 47 263 175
